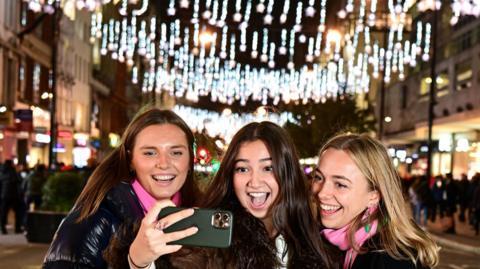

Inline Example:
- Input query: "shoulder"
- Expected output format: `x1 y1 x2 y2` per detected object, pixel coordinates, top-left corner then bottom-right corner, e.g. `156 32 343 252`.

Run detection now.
352 250 429 269
43 207 118 268
44 182 143 268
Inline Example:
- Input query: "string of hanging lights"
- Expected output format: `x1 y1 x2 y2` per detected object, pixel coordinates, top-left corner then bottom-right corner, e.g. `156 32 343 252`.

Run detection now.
173 105 297 142
23 0 480 106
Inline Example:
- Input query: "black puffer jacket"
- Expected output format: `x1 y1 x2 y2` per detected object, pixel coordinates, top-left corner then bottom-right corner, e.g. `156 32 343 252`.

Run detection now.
43 181 144 269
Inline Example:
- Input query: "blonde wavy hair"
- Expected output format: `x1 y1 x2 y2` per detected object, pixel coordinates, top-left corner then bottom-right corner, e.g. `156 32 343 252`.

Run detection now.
318 133 439 268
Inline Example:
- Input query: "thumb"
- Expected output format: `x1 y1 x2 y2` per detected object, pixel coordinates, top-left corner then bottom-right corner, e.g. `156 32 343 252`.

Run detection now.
144 199 176 225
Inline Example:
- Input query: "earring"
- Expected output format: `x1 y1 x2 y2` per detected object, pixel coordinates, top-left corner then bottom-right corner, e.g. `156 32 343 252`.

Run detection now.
364 204 376 233
364 208 371 233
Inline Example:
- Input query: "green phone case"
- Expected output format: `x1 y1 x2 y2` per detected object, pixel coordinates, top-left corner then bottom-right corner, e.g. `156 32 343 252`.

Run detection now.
157 207 233 248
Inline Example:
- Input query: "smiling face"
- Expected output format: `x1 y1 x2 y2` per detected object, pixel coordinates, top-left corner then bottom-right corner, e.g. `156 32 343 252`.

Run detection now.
233 140 279 225
130 124 190 201
311 148 379 229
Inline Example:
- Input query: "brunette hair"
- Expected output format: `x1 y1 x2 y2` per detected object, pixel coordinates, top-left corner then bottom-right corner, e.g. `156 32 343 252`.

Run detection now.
74 107 198 222
318 133 439 267
201 121 334 267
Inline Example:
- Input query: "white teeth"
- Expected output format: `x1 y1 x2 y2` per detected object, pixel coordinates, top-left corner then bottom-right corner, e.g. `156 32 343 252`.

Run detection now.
248 192 268 198
320 204 341 211
248 192 269 206
152 175 175 181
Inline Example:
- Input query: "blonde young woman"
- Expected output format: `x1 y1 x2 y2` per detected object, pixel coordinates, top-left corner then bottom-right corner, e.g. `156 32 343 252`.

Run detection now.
311 133 439 269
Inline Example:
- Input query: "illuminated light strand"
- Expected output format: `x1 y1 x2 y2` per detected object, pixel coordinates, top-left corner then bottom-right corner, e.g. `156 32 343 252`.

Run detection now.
294 1 303 32
233 0 243 22
318 0 327 32
422 23 431 61
209 0 219 25
306 0 316 17
261 28 269 62
132 0 148 16
218 0 228 27
280 0 290 24
264 0 274 24
251 31 259 58
191 0 200 23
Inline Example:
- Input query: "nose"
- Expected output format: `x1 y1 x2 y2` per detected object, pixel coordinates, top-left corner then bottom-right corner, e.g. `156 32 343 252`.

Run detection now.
247 170 263 188
155 152 170 169
315 180 332 201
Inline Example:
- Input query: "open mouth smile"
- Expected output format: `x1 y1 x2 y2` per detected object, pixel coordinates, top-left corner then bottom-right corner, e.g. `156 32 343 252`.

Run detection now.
248 192 270 208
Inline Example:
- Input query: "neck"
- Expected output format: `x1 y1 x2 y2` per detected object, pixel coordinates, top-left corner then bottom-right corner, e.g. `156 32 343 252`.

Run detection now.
262 217 277 238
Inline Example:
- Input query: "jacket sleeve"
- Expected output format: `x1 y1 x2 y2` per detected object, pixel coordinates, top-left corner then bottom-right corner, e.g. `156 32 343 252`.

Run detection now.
43 208 117 269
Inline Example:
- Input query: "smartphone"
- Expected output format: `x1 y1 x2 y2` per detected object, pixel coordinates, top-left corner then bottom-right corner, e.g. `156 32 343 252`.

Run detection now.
157 207 233 248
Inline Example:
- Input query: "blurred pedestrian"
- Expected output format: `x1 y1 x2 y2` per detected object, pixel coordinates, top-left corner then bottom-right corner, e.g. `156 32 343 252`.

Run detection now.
431 175 446 222
0 160 23 234
24 164 48 210
410 176 432 228
444 173 458 234
457 173 469 222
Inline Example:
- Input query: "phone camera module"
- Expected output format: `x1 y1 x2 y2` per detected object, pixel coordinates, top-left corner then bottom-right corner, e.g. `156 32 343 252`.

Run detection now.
212 212 231 229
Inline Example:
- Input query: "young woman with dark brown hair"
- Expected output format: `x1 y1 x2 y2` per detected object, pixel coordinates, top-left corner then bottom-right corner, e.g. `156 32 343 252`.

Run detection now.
161 121 336 269
43 107 200 269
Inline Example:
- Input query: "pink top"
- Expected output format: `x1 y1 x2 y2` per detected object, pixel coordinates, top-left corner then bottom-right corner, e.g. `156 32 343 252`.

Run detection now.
131 179 182 213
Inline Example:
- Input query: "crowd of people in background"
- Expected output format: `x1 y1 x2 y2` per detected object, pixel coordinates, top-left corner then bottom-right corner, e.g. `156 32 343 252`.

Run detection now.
0 158 97 234
406 172 480 235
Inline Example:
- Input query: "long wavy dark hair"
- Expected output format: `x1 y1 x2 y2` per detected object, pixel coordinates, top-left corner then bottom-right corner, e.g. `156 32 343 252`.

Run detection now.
201 121 334 267
75 107 198 222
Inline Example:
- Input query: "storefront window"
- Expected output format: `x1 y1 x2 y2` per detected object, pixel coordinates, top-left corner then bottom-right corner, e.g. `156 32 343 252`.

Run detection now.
420 77 431 96
455 61 472 91
436 71 449 98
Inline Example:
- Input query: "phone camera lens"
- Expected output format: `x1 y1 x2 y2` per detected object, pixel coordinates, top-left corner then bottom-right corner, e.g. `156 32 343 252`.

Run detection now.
222 214 230 222
214 213 222 220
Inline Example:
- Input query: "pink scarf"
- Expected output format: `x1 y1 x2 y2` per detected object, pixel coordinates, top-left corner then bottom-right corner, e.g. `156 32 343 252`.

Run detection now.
131 179 182 213
321 207 378 269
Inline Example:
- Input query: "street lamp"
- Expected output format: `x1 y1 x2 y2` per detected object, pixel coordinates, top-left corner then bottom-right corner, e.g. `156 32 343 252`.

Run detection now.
47 1 61 170
418 0 439 181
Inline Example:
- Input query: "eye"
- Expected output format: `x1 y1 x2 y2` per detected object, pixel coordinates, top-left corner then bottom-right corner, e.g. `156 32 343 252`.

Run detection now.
142 150 156 157
171 150 184 156
312 173 324 181
234 166 248 173
263 165 273 172
335 182 348 189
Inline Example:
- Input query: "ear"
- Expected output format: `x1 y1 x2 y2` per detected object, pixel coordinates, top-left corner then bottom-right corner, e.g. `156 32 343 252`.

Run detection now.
367 189 380 208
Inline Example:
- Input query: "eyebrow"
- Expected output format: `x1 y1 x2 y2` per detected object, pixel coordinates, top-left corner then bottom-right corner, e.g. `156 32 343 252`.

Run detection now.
315 168 352 183
138 145 187 150
234 157 272 163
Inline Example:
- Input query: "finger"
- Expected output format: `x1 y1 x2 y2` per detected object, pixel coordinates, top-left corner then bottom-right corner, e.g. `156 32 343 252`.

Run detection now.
160 208 195 229
156 244 183 256
163 226 199 243
144 200 176 225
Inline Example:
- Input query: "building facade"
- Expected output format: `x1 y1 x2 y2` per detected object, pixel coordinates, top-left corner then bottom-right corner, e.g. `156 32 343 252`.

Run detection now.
0 1 95 168
381 13 480 179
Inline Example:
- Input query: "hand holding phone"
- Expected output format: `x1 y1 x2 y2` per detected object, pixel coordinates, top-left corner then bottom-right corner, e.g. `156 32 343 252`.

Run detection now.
129 200 198 267
157 207 233 248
